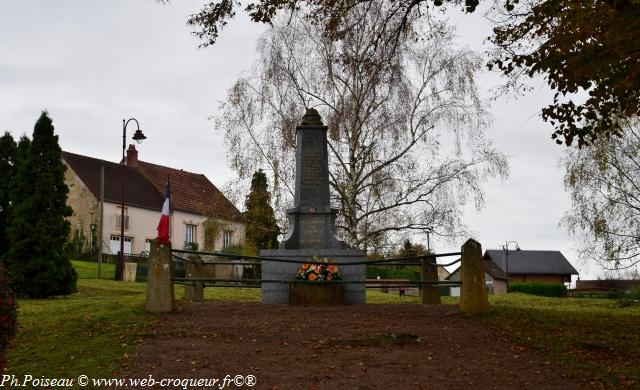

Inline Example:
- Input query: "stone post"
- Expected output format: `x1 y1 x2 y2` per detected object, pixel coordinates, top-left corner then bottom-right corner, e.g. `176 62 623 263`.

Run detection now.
184 255 204 302
421 258 441 304
146 238 174 313
124 262 137 282
459 238 489 314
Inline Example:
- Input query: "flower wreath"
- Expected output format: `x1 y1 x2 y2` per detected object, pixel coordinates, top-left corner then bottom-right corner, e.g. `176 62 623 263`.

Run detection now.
295 256 342 281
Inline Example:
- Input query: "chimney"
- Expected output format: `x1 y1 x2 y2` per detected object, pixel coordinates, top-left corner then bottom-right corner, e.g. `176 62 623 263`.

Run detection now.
126 144 138 167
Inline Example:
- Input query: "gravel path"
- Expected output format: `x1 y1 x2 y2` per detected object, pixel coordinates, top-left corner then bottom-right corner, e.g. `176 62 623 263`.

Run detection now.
126 302 585 389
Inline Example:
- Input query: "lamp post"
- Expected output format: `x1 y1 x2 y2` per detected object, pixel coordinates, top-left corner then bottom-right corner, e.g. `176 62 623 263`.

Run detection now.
118 118 146 281
502 240 520 286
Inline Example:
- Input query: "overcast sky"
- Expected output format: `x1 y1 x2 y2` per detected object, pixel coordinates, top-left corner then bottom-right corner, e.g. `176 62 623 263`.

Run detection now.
1 1 609 278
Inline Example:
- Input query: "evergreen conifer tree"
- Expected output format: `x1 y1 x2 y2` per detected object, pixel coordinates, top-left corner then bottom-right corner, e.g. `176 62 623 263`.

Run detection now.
6 112 76 297
0 132 17 256
244 169 279 250
14 136 30 167
396 239 430 258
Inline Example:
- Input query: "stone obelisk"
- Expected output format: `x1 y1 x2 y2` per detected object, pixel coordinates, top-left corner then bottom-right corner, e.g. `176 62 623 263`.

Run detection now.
260 109 366 304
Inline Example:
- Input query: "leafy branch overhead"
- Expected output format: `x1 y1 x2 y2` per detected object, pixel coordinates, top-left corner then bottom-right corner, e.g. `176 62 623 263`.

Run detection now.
186 0 640 147
187 0 482 47
489 0 640 147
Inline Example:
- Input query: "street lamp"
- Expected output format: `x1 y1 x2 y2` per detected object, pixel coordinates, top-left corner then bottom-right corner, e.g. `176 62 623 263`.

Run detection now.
502 240 520 285
118 118 146 281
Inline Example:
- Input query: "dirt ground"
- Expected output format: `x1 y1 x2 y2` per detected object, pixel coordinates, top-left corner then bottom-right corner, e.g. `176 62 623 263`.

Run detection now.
126 302 589 390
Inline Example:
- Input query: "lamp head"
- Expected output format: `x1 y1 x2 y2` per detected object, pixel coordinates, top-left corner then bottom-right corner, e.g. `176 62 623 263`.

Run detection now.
132 129 146 144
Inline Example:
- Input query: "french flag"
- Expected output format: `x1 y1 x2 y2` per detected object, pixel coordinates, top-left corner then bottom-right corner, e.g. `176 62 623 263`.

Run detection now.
157 178 171 246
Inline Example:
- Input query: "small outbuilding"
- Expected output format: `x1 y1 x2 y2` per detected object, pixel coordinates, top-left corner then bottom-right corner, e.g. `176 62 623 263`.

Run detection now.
446 259 509 296
484 250 578 284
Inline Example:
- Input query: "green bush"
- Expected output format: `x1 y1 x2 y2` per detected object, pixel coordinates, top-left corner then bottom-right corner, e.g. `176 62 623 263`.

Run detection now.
605 289 624 299
628 287 640 300
0 260 18 371
509 282 568 297
221 244 256 257
366 265 421 281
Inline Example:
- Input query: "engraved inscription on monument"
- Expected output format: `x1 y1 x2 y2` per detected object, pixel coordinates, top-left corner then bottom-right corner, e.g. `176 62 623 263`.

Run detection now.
299 215 325 248
300 150 323 200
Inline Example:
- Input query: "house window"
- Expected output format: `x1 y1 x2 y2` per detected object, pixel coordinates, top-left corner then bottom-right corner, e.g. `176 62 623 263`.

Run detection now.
185 224 197 246
223 230 233 248
145 239 152 253
114 206 129 229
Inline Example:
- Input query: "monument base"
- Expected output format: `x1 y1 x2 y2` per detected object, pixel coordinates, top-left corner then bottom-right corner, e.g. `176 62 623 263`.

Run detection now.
261 248 366 304
290 283 344 305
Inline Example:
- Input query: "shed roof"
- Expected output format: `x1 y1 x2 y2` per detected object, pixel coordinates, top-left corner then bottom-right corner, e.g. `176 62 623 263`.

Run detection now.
484 250 579 275
445 259 508 281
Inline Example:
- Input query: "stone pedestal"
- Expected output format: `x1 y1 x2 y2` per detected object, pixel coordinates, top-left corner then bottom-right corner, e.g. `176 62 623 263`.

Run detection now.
261 248 365 304
290 283 345 305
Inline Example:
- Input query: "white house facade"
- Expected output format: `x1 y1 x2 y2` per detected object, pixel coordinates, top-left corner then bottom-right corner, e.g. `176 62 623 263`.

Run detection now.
63 146 245 257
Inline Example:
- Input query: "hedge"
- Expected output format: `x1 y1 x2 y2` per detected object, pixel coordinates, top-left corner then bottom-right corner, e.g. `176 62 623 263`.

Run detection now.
366 265 421 281
509 282 568 297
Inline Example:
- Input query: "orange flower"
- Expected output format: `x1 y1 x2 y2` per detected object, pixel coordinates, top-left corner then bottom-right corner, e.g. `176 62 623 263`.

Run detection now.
327 265 338 273
327 274 333 281
308 273 317 281
302 263 310 271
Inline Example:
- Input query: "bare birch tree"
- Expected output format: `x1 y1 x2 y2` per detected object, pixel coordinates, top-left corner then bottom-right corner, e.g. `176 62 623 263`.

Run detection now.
563 120 640 271
216 2 508 251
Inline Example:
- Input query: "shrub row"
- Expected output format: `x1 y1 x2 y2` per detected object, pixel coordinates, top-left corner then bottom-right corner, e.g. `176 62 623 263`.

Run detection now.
628 287 640 300
509 282 568 297
366 265 421 281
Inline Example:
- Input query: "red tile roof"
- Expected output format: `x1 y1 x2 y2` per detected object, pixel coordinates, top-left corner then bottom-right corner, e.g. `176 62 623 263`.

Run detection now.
62 151 242 222
136 160 243 222
63 151 163 211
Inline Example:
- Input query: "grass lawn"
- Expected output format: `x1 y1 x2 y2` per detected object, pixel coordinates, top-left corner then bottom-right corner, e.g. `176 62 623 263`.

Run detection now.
6 260 639 388
6 277 151 379
488 293 640 387
70 260 116 279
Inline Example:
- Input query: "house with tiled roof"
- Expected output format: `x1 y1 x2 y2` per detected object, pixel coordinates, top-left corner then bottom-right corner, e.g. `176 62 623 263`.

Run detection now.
63 145 244 256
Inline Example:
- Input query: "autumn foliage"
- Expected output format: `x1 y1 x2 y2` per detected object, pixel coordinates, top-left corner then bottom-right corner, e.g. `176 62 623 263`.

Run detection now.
489 0 640 146
186 0 640 147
